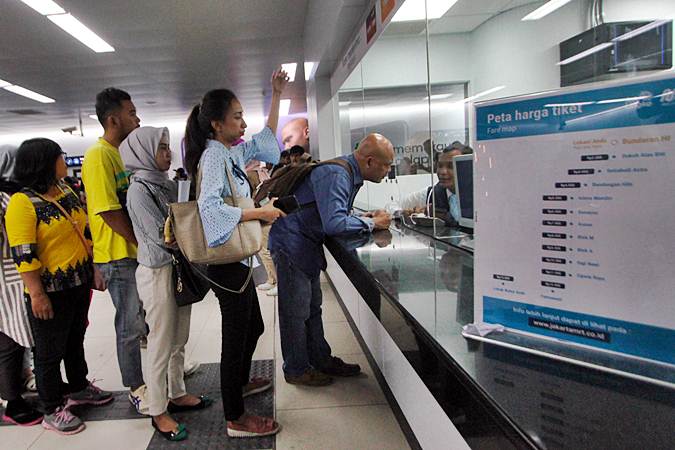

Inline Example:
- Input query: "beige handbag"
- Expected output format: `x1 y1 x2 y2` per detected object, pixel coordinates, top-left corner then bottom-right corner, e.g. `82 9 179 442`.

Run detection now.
169 160 263 268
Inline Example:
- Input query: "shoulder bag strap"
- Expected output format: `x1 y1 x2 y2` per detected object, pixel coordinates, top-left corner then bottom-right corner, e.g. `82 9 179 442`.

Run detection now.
139 179 253 294
30 188 92 259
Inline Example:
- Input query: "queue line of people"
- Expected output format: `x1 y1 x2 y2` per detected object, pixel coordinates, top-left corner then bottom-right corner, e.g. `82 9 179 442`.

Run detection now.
0 67 397 442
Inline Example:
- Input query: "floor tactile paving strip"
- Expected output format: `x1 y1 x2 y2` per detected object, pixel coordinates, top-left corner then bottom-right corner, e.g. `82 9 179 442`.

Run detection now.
1 360 275 450
146 359 275 449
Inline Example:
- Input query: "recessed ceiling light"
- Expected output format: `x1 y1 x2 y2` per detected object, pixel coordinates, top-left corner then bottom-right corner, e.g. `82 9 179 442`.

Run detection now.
3 84 55 103
425 93 454 100
281 63 297 82
522 0 574 21
392 0 458 22
544 102 595 107
19 0 65 16
48 13 115 53
304 62 316 81
279 99 291 116
456 86 505 104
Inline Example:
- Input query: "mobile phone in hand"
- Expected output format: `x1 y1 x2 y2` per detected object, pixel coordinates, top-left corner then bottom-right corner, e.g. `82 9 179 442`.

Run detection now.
273 195 301 214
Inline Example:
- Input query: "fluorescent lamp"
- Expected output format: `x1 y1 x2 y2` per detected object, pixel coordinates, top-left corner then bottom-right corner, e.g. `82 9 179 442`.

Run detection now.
612 19 671 42
279 99 291 116
20 0 65 15
596 96 649 104
425 93 454 100
392 0 459 22
457 86 505 104
281 63 297 82
304 62 316 81
544 102 595 107
89 114 98 120
522 0 573 21
339 101 352 106
0 79 12 88
3 84 55 103
48 13 115 53
557 42 613 65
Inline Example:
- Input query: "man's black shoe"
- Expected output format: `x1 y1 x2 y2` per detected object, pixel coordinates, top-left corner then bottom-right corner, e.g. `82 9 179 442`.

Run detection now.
319 356 361 377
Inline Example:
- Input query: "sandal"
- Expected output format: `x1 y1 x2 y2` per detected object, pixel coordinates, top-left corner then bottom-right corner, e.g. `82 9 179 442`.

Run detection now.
167 395 213 413
243 377 272 398
227 414 281 438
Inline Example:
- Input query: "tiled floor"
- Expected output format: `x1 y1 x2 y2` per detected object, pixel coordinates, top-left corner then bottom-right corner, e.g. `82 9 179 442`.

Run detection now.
1 277 410 450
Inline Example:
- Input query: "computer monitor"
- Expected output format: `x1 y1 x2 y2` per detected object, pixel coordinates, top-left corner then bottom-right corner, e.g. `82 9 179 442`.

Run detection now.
453 154 473 230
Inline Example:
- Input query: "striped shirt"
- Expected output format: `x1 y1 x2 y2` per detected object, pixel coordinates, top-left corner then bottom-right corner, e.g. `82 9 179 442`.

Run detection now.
0 191 33 347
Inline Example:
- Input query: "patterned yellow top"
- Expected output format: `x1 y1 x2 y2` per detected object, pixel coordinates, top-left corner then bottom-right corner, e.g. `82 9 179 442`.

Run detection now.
5 185 93 292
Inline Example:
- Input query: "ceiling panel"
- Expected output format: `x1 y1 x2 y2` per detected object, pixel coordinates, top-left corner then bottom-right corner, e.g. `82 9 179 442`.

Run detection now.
1 0 308 134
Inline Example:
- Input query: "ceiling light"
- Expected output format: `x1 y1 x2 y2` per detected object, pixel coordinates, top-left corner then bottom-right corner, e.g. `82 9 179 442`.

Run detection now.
522 0 574 21
544 102 595 107
304 62 316 81
19 0 65 15
457 86 505 104
425 93 454 100
3 84 55 103
279 99 291 116
557 42 612 65
596 96 649 104
392 0 459 22
281 63 297 82
0 79 12 88
612 19 671 42
89 114 98 120
48 13 115 53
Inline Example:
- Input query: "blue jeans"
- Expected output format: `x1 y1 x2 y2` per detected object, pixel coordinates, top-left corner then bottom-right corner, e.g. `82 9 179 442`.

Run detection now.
96 258 145 389
273 251 332 376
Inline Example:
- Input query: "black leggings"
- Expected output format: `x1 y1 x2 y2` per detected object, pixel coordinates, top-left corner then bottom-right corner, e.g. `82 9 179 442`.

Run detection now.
26 284 91 413
207 262 264 421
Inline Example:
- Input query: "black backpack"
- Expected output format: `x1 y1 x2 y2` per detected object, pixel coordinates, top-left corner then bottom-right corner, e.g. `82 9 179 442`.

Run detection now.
253 158 353 206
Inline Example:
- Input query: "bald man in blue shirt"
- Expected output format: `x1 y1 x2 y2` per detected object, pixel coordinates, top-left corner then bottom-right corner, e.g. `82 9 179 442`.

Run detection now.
270 133 394 386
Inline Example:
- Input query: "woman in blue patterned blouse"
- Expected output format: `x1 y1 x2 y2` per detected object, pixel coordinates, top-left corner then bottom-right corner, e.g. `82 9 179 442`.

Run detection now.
183 69 287 438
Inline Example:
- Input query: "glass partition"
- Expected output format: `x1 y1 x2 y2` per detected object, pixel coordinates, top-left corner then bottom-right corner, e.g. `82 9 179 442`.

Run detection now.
337 0 674 239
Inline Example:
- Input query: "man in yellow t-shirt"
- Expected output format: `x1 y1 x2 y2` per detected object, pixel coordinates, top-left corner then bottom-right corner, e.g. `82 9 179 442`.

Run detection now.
82 88 148 413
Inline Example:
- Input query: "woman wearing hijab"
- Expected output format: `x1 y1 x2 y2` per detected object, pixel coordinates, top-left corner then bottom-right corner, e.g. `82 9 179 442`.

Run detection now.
0 145 42 426
121 127 212 442
6 139 113 435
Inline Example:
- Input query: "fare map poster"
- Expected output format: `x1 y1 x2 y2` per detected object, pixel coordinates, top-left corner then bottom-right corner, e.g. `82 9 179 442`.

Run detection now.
473 73 675 366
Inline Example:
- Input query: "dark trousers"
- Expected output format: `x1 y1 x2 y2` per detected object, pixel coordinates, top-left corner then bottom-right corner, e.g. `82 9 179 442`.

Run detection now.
207 262 264 421
0 331 25 402
26 284 91 414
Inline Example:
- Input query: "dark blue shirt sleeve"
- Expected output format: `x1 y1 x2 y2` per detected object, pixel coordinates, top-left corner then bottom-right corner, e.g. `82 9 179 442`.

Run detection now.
310 166 373 236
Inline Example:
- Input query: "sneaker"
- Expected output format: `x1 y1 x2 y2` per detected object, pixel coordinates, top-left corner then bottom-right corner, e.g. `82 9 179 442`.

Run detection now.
128 385 150 415
2 398 42 426
319 356 361 377
184 359 200 378
243 377 272 398
42 406 85 435
284 368 333 386
66 381 114 406
266 286 278 296
257 282 275 291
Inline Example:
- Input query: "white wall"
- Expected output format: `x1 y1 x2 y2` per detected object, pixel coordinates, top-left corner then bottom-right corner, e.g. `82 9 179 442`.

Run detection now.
467 1 587 100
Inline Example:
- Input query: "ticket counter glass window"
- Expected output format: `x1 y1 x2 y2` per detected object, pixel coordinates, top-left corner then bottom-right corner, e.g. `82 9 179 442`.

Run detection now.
336 0 675 239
